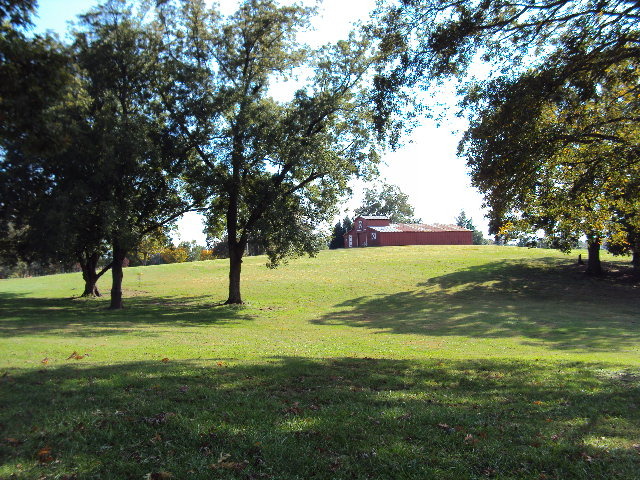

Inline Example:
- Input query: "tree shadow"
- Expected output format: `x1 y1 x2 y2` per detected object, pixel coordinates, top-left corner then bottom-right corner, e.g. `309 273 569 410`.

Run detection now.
0 292 254 338
1 357 638 479
313 258 640 352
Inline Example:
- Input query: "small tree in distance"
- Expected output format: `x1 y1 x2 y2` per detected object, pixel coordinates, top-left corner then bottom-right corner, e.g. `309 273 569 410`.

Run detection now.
355 183 419 224
328 216 355 249
455 210 488 245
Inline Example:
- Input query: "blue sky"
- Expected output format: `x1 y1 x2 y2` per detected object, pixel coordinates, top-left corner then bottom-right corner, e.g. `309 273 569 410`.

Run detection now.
32 0 489 244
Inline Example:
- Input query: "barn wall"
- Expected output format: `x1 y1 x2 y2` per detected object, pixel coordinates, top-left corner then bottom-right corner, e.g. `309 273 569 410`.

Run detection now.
378 231 472 246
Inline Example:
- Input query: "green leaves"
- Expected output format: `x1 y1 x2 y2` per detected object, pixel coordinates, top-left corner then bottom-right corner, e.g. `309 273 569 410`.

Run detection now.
157 0 381 302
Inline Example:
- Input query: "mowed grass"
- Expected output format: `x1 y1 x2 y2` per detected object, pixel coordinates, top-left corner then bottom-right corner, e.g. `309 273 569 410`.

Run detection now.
0 245 639 479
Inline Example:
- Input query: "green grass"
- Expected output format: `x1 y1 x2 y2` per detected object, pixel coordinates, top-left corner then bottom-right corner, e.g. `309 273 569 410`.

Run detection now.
0 246 639 479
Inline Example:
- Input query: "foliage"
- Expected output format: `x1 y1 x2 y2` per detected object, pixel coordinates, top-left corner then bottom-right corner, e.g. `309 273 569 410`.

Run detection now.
199 249 215 261
68 0 198 307
207 236 265 259
454 210 473 231
373 0 640 274
157 0 382 303
328 216 355 249
355 182 419 223
0 0 115 295
132 229 173 266
372 0 640 131
159 245 189 264
454 209 487 245
460 59 640 275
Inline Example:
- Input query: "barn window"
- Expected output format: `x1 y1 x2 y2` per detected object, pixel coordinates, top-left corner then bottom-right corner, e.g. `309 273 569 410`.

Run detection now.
371 232 377 240
358 220 363 230
348 235 353 247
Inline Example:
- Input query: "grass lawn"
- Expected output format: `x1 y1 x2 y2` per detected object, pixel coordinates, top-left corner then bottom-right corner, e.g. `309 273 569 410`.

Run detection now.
0 245 639 479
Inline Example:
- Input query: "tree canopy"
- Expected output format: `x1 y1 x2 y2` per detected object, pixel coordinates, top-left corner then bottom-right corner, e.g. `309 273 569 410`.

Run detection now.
157 0 382 303
354 182 419 223
454 210 487 246
373 0 640 273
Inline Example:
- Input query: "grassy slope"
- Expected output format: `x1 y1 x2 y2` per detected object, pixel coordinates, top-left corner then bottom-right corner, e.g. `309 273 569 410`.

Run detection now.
0 246 639 479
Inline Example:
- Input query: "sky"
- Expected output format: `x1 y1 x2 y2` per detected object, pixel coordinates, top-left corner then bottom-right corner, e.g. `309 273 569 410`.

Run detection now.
33 0 490 244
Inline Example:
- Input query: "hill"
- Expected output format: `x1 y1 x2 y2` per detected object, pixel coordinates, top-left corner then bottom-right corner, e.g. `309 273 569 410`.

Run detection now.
1 245 639 479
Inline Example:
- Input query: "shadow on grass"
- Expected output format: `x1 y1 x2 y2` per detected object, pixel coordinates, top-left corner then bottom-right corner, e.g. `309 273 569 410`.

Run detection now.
314 258 640 352
0 292 254 338
1 357 639 479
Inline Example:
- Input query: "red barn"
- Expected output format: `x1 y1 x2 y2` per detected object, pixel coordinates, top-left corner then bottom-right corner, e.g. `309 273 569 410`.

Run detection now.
343 216 472 248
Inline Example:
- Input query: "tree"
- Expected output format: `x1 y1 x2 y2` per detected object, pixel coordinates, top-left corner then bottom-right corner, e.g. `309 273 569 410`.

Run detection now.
329 221 346 249
460 57 640 275
72 0 198 308
372 0 640 131
373 0 640 274
157 0 381 304
328 216 354 249
454 210 473 231
454 210 486 245
0 0 116 296
133 228 172 266
354 182 419 223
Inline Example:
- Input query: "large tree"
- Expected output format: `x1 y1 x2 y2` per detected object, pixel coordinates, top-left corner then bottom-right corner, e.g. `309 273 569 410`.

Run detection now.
0 0 115 295
372 0 640 273
157 0 381 304
70 0 198 308
372 0 640 123
459 57 640 275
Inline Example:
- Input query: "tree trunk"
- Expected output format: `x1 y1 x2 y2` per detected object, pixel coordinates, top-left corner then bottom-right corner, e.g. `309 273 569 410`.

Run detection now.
585 238 603 276
109 243 127 310
632 249 640 278
80 252 101 297
226 242 244 304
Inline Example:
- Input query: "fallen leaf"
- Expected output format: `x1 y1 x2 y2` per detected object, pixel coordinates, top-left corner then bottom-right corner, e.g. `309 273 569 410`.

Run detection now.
37 446 54 463
532 400 543 405
212 461 247 471
142 412 175 425
283 402 302 415
437 423 455 433
464 433 479 445
161 358 170 363
580 452 593 463
4 437 23 446
216 361 225 367
41 358 50 365
178 385 189 393
210 452 248 471
66 351 85 360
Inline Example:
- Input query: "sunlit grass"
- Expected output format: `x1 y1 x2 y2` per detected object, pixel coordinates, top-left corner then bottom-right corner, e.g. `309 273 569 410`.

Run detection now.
0 246 639 478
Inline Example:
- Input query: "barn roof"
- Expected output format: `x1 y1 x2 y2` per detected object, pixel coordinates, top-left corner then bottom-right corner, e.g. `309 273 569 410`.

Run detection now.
358 215 390 220
369 223 471 233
